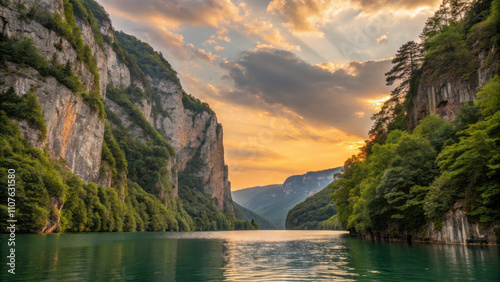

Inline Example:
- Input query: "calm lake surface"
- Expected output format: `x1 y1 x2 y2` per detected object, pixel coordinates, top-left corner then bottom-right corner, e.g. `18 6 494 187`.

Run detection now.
1 230 499 281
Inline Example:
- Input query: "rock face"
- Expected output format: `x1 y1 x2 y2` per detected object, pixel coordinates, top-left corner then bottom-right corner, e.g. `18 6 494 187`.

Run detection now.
408 49 497 130
0 0 233 226
0 3 104 182
133 73 232 210
419 203 498 244
408 77 478 129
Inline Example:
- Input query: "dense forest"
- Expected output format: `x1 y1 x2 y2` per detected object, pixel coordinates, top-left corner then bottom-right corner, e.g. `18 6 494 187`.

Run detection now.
0 0 253 233
234 202 276 230
330 0 500 239
285 186 342 230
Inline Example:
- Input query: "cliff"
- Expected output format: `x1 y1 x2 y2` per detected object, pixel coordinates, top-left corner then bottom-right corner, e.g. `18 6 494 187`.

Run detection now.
0 0 234 233
408 47 497 130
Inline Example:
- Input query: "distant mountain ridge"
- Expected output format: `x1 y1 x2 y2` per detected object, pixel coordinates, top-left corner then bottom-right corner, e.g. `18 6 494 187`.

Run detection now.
232 167 342 229
233 202 277 230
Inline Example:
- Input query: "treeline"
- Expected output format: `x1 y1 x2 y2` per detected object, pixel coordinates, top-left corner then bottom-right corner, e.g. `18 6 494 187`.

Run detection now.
286 187 342 230
331 0 500 237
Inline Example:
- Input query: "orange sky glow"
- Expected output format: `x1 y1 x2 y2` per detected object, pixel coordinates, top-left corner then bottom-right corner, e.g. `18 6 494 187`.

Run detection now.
97 0 440 190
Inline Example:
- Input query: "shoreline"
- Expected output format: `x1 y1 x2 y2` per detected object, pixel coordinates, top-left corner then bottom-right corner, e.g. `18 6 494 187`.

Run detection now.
349 233 500 246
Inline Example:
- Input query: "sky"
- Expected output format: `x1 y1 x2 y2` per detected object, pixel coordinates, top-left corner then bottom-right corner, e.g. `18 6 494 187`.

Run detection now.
96 0 441 190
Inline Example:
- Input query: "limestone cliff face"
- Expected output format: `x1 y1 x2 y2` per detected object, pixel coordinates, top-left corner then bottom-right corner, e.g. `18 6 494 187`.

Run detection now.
1 0 233 223
137 76 232 211
418 202 498 244
0 2 104 182
408 49 497 130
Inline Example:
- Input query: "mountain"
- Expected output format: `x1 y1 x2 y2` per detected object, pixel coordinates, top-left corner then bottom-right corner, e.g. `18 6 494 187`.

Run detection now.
234 202 277 230
0 0 241 233
232 167 343 229
331 0 500 244
285 186 342 230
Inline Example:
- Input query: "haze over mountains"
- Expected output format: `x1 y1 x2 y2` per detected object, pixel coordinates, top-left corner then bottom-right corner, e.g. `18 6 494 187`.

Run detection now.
232 167 342 229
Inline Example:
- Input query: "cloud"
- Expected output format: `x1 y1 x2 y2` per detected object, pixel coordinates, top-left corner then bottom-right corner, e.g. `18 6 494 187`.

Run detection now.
351 0 439 11
267 0 340 33
266 0 439 35
227 147 287 161
377 34 388 43
220 48 393 136
240 18 301 51
133 26 216 63
99 0 239 28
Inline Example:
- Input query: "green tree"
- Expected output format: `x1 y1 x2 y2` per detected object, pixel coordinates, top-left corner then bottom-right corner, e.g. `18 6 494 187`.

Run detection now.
385 41 423 99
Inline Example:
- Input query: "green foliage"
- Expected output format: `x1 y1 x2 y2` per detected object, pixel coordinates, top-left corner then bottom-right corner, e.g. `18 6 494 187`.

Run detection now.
234 202 274 230
106 84 175 154
332 128 440 234
0 36 82 92
114 31 178 82
413 114 455 151
23 0 101 90
286 186 340 230
0 87 46 139
81 0 110 23
82 90 105 120
333 75 500 236
71 0 105 51
385 41 423 99
0 109 190 233
476 75 500 117
178 156 238 231
182 92 214 115
0 112 62 232
423 23 479 81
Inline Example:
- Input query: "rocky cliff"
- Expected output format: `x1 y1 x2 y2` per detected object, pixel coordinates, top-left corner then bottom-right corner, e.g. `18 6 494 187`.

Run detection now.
408 49 498 130
419 202 498 244
0 0 234 232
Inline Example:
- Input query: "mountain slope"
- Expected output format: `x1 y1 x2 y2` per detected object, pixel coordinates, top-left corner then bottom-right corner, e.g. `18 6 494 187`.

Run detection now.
331 0 500 244
232 167 342 229
0 0 242 233
285 186 342 230
234 202 277 230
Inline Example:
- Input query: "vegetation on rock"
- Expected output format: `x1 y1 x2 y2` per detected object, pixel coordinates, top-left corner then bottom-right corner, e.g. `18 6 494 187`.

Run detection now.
331 0 500 238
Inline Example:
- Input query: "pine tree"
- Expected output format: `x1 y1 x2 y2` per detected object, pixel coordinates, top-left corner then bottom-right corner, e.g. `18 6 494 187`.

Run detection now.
384 41 423 99
64 60 72 74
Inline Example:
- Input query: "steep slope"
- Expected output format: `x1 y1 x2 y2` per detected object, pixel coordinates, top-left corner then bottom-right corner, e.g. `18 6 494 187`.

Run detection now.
232 167 342 229
285 186 342 230
0 0 239 233
234 202 277 230
331 0 500 244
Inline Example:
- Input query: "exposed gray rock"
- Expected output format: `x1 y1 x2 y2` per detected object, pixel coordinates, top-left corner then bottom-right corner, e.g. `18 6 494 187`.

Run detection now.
419 202 498 244
1 63 105 183
1 0 234 230
408 48 496 130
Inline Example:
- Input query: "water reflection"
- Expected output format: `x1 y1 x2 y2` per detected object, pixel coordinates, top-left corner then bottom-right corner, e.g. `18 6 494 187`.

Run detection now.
0 231 498 281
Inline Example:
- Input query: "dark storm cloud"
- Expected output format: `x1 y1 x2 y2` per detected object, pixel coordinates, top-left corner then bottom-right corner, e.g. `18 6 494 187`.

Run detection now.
220 48 392 136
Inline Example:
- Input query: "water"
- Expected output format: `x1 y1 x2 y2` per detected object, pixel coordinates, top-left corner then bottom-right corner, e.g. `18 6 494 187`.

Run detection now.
1 230 498 281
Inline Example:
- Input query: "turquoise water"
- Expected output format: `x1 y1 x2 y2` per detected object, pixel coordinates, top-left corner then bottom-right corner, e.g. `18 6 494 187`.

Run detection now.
0 230 498 281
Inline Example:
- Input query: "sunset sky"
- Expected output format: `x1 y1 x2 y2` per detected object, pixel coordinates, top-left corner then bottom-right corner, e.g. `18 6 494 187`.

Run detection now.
97 0 441 190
